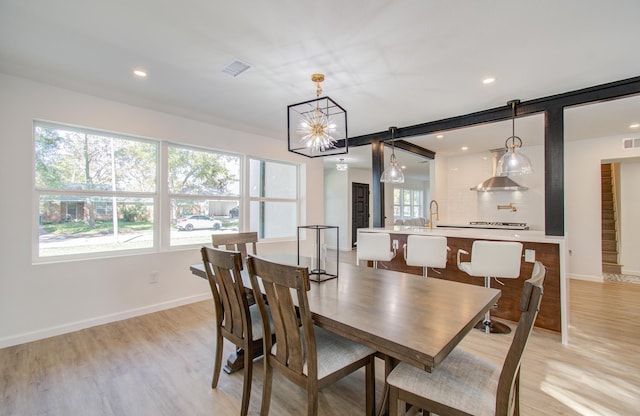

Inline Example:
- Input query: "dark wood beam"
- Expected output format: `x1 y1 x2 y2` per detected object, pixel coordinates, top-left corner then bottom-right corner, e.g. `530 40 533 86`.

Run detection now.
351 75 640 237
350 75 640 142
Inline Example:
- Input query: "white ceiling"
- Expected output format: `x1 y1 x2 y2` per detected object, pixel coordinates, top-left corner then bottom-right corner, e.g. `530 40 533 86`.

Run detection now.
1 0 639 172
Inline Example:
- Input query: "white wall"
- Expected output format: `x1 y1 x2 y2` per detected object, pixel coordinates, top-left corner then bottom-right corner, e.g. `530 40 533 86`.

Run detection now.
620 159 640 275
0 74 325 348
323 167 349 251
565 136 640 281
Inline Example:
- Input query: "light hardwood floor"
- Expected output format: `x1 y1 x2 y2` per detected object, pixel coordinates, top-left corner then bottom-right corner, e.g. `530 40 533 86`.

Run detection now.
1 269 639 415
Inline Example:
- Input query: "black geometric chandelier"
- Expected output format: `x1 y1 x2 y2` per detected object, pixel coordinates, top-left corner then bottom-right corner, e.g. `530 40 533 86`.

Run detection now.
288 73 348 158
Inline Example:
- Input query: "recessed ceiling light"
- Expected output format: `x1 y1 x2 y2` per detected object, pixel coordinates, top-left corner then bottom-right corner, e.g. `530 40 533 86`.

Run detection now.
482 77 495 85
401 165 407 169
436 134 444 139
461 146 469 151
133 69 147 78
630 123 640 129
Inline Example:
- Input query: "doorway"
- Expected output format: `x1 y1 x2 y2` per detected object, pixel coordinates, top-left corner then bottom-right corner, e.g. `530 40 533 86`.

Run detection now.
601 158 640 282
351 182 369 247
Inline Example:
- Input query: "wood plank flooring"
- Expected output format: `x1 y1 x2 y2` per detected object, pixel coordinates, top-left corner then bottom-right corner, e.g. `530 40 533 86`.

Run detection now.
1 271 639 415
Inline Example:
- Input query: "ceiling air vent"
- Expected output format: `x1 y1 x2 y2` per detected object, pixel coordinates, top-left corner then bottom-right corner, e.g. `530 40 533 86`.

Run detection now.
622 138 640 149
222 60 251 77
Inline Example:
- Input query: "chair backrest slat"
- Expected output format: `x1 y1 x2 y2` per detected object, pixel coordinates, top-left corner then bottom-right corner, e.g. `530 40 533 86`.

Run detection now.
247 255 315 377
495 260 546 414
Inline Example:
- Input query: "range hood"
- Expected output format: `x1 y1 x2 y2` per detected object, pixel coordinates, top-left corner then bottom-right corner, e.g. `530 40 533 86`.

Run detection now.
471 149 528 192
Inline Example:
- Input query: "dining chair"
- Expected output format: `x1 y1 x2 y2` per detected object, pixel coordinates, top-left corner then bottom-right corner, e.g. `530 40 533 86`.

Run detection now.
387 261 546 416
457 240 523 333
356 232 396 269
201 246 272 416
246 254 376 416
211 231 258 259
403 235 449 277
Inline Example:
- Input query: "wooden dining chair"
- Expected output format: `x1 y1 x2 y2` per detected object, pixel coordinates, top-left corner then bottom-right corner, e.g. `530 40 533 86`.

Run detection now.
386 261 546 416
211 231 258 259
201 246 272 416
246 254 376 416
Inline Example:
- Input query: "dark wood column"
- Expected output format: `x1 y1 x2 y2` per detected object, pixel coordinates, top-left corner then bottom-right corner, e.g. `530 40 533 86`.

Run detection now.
371 140 385 227
545 106 564 236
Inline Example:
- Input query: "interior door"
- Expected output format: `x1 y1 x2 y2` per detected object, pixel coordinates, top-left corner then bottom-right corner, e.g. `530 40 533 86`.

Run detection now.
352 182 369 247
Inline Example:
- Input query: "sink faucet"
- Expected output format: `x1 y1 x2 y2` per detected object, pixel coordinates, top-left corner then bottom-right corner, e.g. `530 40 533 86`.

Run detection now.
429 199 439 231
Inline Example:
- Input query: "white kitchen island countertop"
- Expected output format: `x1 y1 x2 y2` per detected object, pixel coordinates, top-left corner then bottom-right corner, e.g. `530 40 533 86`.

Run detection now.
358 226 565 245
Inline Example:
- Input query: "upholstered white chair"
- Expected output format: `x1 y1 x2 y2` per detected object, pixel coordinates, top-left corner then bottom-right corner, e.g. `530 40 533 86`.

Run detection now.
356 232 396 269
457 240 523 333
387 261 546 416
403 235 449 277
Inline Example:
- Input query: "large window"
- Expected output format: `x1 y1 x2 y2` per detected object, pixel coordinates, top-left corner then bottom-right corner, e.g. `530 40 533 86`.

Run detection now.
249 158 298 239
393 188 424 220
33 121 301 261
35 122 157 258
168 145 240 247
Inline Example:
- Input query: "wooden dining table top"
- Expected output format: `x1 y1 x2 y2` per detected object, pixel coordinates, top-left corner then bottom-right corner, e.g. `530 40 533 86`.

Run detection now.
190 260 500 372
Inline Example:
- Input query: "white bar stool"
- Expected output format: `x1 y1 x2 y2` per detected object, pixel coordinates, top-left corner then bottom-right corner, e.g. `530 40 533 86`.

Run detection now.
356 232 396 269
403 235 449 277
457 240 523 334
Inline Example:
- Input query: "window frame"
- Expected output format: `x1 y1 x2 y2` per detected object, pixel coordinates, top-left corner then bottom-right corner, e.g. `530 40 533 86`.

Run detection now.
246 156 300 240
393 187 424 220
32 121 303 263
33 120 160 262
166 142 243 249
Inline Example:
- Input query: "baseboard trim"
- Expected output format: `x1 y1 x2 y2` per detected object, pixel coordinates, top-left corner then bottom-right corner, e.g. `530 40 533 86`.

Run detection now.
568 273 603 283
0 293 211 349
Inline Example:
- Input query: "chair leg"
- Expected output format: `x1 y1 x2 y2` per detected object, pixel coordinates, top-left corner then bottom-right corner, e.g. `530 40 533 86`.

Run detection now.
260 360 273 416
307 387 319 416
211 330 223 388
365 358 375 416
240 345 253 416
389 385 402 416
484 276 492 333
514 369 521 416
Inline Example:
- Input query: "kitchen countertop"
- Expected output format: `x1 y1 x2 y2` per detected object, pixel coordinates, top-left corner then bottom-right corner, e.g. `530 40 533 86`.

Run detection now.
359 226 565 244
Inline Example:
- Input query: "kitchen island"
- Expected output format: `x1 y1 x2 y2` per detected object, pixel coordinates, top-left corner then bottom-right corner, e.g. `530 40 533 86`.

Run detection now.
358 226 567 343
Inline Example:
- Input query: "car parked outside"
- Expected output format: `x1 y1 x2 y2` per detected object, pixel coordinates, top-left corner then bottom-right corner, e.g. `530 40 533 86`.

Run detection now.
176 215 221 231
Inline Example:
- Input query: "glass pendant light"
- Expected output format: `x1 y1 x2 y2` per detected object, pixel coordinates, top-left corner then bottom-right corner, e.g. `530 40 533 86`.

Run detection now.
380 127 405 183
496 99 533 176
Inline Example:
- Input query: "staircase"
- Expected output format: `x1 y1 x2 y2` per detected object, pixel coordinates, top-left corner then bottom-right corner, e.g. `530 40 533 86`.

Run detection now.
601 163 622 274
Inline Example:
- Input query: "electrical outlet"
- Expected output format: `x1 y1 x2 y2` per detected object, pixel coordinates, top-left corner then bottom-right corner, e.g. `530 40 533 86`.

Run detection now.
524 249 535 263
392 240 399 249
149 271 159 284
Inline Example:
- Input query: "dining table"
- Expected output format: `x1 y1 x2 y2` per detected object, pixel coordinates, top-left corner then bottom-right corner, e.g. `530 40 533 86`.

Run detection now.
191 259 500 371
191 258 501 413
